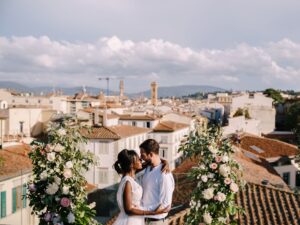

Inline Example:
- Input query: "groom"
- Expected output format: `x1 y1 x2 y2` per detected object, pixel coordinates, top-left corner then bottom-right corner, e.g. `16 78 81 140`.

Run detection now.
139 139 175 225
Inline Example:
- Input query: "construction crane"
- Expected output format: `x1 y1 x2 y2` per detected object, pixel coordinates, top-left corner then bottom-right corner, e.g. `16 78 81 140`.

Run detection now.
98 76 124 96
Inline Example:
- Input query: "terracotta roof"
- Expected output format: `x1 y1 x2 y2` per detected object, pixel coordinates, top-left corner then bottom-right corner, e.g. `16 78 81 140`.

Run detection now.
81 127 120 140
80 108 120 119
240 135 299 159
237 183 300 225
109 125 151 138
234 150 288 189
153 121 189 132
172 153 300 225
85 183 97 193
0 145 32 181
82 125 150 140
118 114 157 121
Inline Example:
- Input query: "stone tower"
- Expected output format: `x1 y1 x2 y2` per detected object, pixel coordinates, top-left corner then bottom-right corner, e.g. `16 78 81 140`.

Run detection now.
119 80 124 99
151 81 158 106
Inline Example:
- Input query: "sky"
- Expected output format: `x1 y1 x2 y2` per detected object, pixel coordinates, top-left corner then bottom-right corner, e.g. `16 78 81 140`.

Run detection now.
0 0 300 93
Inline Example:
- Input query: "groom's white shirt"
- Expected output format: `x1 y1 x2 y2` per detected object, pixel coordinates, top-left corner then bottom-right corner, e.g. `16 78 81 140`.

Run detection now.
140 163 175 219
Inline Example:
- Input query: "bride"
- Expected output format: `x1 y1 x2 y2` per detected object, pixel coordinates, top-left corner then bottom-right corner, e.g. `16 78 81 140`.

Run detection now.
113 149 169 225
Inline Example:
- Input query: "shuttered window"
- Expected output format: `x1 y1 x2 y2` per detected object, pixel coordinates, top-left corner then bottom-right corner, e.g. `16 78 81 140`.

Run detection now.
0 191 6 218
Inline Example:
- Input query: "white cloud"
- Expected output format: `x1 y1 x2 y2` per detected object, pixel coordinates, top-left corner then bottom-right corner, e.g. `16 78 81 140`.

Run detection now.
0 35 300 91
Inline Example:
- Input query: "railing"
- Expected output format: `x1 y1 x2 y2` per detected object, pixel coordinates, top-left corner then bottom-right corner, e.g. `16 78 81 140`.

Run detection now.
167 208 190 225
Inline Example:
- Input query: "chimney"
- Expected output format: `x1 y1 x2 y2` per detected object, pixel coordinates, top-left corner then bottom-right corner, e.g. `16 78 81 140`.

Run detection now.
94 107 99 125
103 105 108 127
119 80 124 99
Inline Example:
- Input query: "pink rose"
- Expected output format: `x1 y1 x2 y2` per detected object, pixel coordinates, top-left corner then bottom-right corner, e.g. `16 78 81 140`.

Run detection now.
215 156 222 163
210 163 218 170
60 197 71 207
230 182 239 193
224 178 232 185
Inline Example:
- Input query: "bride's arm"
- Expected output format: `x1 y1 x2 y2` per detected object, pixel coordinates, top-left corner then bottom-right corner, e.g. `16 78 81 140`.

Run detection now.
123 181 169 216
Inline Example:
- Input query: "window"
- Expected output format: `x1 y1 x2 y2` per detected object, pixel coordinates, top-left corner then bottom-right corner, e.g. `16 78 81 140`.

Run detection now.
146 122 151 128
98 168 108 184
99 143 109 154
0 191 6 218
82 101 88 108
132 121 136 126
25 99 29 103
296 171 300 187
12 185 27 213
38 99 41 104
160 147 167 158
282 172 290 185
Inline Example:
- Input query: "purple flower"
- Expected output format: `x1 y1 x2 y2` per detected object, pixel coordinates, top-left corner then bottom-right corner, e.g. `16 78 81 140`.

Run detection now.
44 212 52 222
28 183 36 192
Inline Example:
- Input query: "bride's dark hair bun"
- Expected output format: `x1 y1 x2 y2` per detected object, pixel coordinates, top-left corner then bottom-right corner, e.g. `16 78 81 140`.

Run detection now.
113 149 138 174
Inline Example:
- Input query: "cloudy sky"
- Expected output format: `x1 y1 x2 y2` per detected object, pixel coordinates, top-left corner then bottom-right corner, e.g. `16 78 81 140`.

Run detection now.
1 0 300 92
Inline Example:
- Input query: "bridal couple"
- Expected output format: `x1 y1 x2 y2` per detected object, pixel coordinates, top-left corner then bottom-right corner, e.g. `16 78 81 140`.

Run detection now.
113 139 175 225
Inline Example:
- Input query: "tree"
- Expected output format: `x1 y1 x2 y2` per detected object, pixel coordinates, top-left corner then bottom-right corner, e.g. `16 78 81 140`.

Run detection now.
233 108 244 117
263 88 284 104
233 108 251 119
27 116 98 225
179 123 245 225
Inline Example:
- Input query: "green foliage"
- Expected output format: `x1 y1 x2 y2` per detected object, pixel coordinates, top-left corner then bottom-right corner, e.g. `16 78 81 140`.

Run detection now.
27 115 99 225
233 108 251 119
179 124 245 225
232 108 243 117
263 88 284 104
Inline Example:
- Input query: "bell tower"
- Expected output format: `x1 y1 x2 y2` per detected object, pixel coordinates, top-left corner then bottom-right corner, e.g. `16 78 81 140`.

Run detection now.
151 82 158 106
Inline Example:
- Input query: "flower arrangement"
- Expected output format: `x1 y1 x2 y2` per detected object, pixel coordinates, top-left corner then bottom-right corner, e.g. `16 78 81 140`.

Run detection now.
27 115 99 225
179 123 245 225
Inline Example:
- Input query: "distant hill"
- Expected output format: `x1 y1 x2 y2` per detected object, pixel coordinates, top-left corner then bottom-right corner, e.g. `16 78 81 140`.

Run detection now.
0 81 225 97
0 81 111 96
131 85 226 98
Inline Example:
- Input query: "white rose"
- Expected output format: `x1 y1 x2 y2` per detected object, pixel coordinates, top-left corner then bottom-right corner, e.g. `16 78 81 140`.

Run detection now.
46 183 59 195
222 155 229 163
230 182 239 193
199 164 206 170
63 168 73 179
88 202 96 209
219 164 230 177
54 176 61 185
65 161 73 169
201 175 208 182
203 188 214 200
40 171 48 180
208 173 215 179
58 128 66 136
203 212 212 224
208 146 218 154
218 217 227 223
62 186 70 195
54 144 64 152
216 192 226 202
47 152 56 161
67 212 75 223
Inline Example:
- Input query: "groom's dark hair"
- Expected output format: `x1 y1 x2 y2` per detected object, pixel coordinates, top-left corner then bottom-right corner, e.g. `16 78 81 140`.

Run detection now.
139 139 159 155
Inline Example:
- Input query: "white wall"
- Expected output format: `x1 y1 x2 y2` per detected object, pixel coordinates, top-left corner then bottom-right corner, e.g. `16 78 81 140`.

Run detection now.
223 116 261 136
85 133 149 189
149 127 189 170
0 173 38 225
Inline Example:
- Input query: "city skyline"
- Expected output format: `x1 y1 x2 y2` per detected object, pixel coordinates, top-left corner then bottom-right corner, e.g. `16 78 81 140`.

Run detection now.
0 0 300 92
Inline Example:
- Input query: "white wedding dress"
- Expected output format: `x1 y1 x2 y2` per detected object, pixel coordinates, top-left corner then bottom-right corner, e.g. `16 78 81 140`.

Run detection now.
113 176 145 225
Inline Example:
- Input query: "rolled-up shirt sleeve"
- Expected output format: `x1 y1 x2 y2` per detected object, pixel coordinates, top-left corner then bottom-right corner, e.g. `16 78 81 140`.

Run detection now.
159 173 175 208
